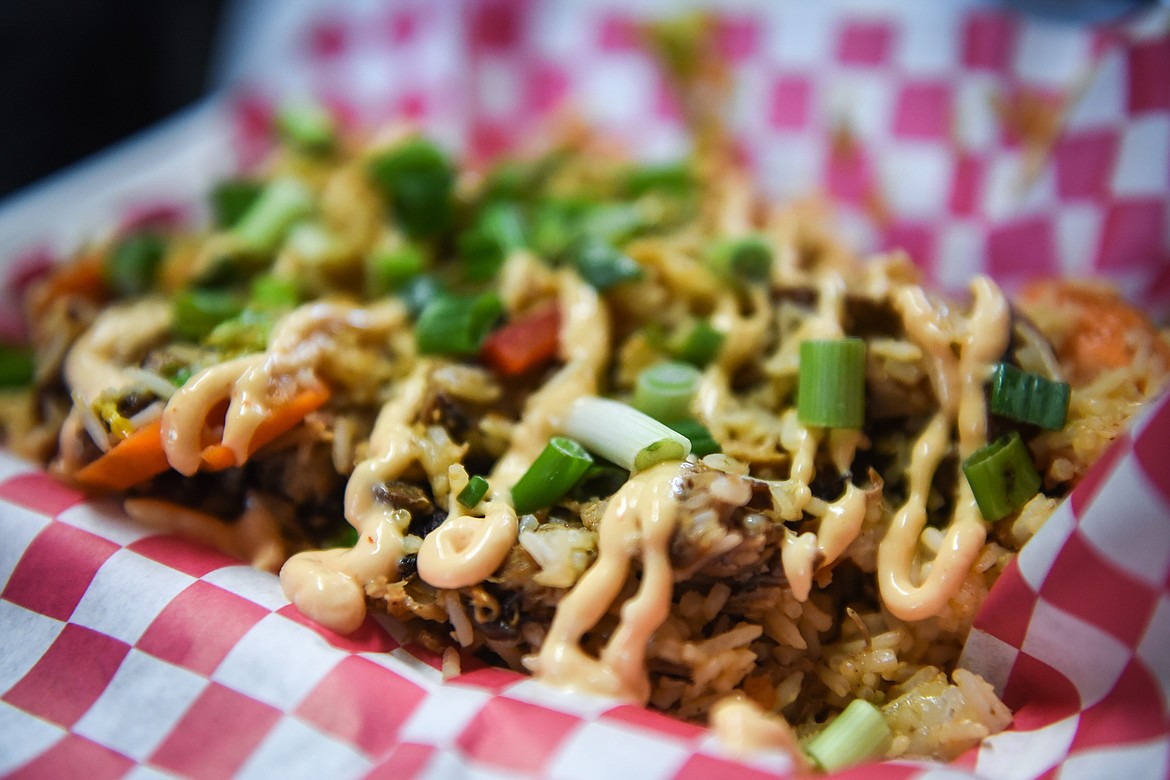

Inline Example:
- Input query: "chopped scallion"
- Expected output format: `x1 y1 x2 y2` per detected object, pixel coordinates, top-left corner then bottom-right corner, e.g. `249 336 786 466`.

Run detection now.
415 292 503 356
666 418 720 458
173 288 246 342
211 179 264 229
0 344 34 388
105 233 165 297
367 139 454 238
560 396 691 472
569 461 629 501
798 338 866 429
275 99 336 155
625 162 692 197
510 437 594 515
250 275 301 309
670 319 724 367
803 699 891 772
634 362 701 422
232 177 315 253
962 432 1042 522
367 244 425 295
568 237 643 291
988 362 1070 431
457 475 490 508
460 202 526 282
707 235 773 283
397 274 446 318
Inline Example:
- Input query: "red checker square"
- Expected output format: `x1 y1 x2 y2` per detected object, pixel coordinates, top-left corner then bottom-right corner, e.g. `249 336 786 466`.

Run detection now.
452 661 523 692
961 11 1016 71
653 75 684 122
295 656 426 757
1070 660 1168 750
1134 397 1170 505
3 624 130 728
601 703 705 742
949 153 984 216
525 61 569 114
138 580 269 675
836 20 894 67
768 76 812 131
305 17 349 60
398 92 429 121
597 12 639 52
454 696 582 774
1053 130 1119 201
0 472 85 516
892 82 952 140
881 222 936 277
1003 653 1082 724
365 742 438 779
469 119 514 165
1069 429 1130 517
986 217 1059 282
126 535 239 578
673 752 783 780
149 682 281 780
1040 531 1158 647
1097 199 1165 272
276 604 399 654
470 0 524 51
8 734 133 780
974 561 1037 649
714 15 759 62
386 10 419 44
1128 38 1170 113
401 642 445 672
3 522 119 621
826 143 875 206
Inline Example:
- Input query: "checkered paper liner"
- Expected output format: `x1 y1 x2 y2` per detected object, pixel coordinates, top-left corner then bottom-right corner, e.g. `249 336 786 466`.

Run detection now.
1 1 1169 777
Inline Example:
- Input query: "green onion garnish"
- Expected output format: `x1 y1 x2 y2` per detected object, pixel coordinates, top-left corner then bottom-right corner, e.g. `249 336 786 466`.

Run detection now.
989 362 1071 431
570 461 629 501
707 235 773 282
510 436 594 515
275 99 336 155
415 292 503 356
579 203 644 244
798 338 866 429
457 475 490 508
0 344 35 388
803 699 891 772
670 319 724 367
173 288 246 342
666 418 720 458
232 177 315 253
568 237 643 291
367 244 425 295
397 274 446 318
250 275 301 309
105 233 165 297
460 203 526 282
367 139 454 238
323 524 360 549
962 432 1042 522
560 396 691 472
211 179 264 229
625 162 692 198
634 362 701 422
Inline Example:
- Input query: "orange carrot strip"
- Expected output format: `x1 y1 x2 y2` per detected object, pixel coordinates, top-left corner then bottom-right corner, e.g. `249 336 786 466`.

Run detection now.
200 444 237 472
74 418 170 492
480 303 561 377
245 385 331 457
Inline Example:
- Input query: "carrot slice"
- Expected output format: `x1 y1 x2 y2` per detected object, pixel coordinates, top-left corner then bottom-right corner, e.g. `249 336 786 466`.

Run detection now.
480 303 561 377
74 418 170 492
200 444 237 472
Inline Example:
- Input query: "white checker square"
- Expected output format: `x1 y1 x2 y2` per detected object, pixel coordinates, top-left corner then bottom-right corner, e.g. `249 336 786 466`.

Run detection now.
530 1 594 61
548 719 691 780
73 650 208 760
200 565 288 610
1012 19 1092 90
893 2 959 76
70 549 195 644
762 3 835 69
878 142 954 219
476 56 522 120
580 59 657 127
756 133 827 200
975 715 1078 780
1023 599 1131 710
0 452 37 483
417 749 518 780
0 601 66 693
56 500 157 547
1137 595 1170 715
397 683 492 748
1054 204 1104 278
935 221 985 294
504 678 619 719
1057 738 1170 780
1065 48 1127 131
124 767 182 780
1078 451 1170 588
825 71 895 142
959 627 1019 698
235 716 370 780
0 502 52 592
1111 114 1170 196
696 732 797 776
0 700 65 774
953 77 1003 152
214 614 345 711
983 153 1027 222
363 647 440 685
1017 500 1075 592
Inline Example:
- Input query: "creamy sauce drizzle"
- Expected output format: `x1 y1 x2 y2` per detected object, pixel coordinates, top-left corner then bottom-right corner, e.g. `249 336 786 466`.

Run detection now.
64 298 172 406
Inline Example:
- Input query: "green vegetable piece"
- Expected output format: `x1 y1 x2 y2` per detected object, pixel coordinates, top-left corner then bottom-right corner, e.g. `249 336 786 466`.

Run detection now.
323 524 359 549
803 699 891 772
173 288 246 342
250 275 301 309
211 179 264 229
368 244 425 295
798 338 866 429
559 396 692 473
707 235 773 283
0 344 35 388
962 432 1042 522
510 436 594 515
232 177 315 253
105 233 165 297
275 99 336 155
666 418 720 458
570 461 629 501
579 203 644 244
457 475 490 508
415 292 503 356
634 361 701 422
568 237 643 291
460 202 526 282
670 319 725 367
625 161 693 197
989 362 1071 431
367 139 455 238
397 274 446 318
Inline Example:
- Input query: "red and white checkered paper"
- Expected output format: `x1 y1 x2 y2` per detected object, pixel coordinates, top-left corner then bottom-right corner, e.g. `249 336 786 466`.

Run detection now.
2 1 1169 777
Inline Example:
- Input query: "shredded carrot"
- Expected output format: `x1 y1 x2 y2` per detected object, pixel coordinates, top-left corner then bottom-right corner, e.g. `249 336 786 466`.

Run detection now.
74 418 170 492
248 385 331 454
480 303 561 377
200 444 237 472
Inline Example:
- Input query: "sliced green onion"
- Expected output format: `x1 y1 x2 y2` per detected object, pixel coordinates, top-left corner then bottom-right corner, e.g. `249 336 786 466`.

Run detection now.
397 274 446 318
460 202 526 282
670 319 724 367
105 233 165 297
275 99 336 155
798 338 866 429
232 177 315 253
569 461 629 501
457 475 490 508
707 235 773 283
580 203 644 244
634 362 701 422
803 699 891 772
568 237 643 291
625 161 692 198
323 524 360 549
510 436 594 515
367 139 454 238
0 344 34 388
367 244 425 295
530 200 577 258
205 308 273 354
989 362 1070 431
666 418 720 458
560 396 691 472
173 288 246 342
250 275 301 309
962 432 1042 522
211 179 264 229
415 292 503 356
